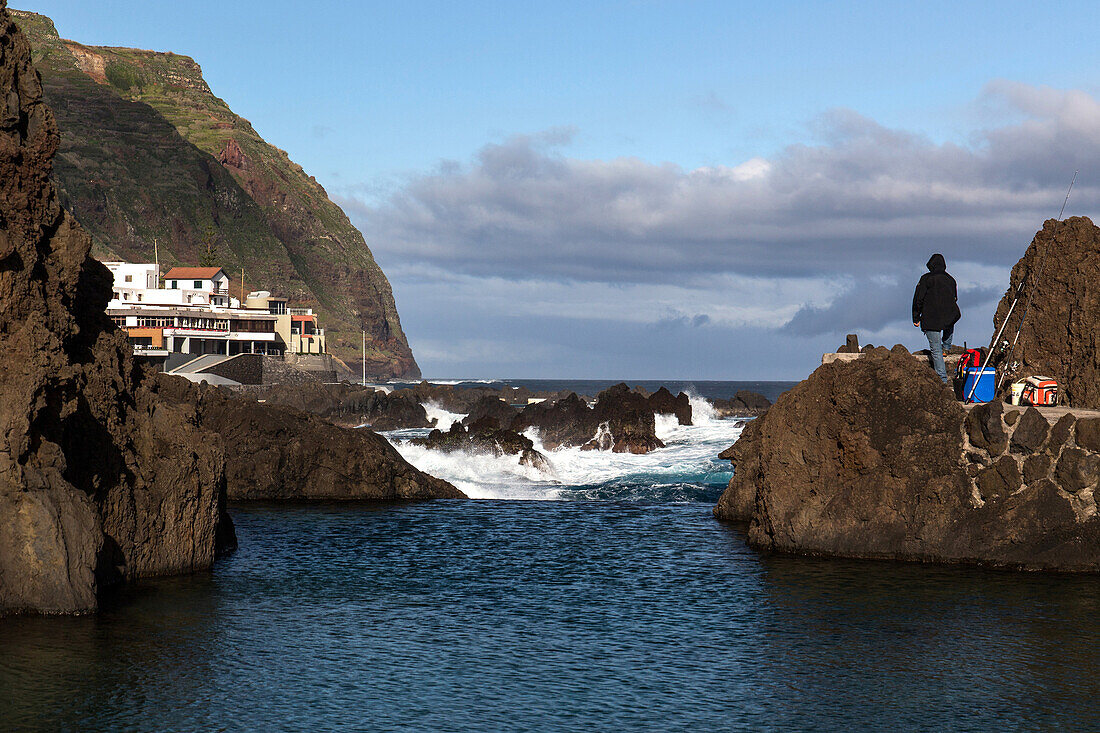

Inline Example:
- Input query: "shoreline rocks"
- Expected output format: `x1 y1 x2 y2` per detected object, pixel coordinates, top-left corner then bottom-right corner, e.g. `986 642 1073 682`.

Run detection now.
715 346 1100 571
156 377 464 502
0 4 234 615
411 421 551 473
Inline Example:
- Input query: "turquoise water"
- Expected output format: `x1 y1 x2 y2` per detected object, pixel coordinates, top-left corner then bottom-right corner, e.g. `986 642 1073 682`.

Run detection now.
4 500 1100 731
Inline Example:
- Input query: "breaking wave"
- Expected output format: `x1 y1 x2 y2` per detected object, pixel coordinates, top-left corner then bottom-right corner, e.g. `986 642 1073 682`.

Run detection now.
386 397 746 503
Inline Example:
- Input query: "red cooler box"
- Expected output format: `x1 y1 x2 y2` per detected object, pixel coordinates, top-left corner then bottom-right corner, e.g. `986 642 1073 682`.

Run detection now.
1021 376 1059 406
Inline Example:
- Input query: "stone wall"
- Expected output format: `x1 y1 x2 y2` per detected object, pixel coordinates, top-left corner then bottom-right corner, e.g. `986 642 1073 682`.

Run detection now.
715 346 1100 571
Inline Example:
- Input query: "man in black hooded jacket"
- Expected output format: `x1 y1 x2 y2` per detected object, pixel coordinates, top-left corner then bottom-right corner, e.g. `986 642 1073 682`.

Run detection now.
912 253 961 384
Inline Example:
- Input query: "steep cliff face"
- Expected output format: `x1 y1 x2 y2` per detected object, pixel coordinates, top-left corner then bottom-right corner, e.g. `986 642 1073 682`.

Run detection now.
11 10 418 378
993 217 1100 409
0 3 235 615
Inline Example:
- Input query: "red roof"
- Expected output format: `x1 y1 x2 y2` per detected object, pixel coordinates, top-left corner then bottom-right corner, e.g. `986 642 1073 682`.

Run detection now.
163 267 225 280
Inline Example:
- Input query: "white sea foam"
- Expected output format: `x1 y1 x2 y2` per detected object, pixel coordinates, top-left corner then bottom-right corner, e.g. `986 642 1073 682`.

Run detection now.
385 409 746 502
421 402 466 430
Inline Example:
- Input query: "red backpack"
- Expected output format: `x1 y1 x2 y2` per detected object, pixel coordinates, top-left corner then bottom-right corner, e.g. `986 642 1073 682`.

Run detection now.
956 348 982 379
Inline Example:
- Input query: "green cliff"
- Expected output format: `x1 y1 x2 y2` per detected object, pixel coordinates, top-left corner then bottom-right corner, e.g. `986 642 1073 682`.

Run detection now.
12 9 419 378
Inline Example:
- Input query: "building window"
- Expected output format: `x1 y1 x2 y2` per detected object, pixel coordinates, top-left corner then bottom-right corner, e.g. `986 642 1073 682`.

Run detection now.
124 274 133 283
137 294 143 302
113 291 119 299
122 293 129 300
194 280 203 289
170 280 177 289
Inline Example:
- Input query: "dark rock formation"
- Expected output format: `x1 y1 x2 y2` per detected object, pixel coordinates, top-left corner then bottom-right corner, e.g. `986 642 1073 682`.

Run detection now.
251 382 430 430
710 390 772 418
410 422 550 473
0 3 234 615
647 387 692 425
461 395 521 431
992 217 1100 408
715 345 1100 570
510 384 666 454
838 334 860 353
154 377 463 501
511 393 597 450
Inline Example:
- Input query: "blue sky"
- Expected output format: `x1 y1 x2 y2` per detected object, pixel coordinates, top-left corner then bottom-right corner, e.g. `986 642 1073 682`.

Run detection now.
15 1 1100 378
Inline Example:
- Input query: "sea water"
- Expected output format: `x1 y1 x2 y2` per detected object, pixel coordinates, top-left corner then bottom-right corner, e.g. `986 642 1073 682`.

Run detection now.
4 380 1100 730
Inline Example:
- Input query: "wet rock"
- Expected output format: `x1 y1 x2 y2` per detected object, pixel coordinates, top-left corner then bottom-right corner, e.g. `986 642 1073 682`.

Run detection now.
156 376 463 501
0 7 233 615
253 382 431 429
462 395 520 431
647 386 692 425
1010 408 1050 454
410 420 550 472
512 384 666 454
511 393 596 450
966 401 1007 455
714 418 763 521
710 391 773 418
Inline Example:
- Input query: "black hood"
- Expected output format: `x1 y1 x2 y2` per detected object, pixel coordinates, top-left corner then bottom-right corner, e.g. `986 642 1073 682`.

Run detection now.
926 253 947 273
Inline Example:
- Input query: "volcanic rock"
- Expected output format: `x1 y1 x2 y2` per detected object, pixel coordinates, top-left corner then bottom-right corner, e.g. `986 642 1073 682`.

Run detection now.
1010 408 1049 454
509 384 666 453
714 345 1100 570
647 387 692 425
992 217 1100 408
511 393 598 450
252 382 430 430
154 376 463 501
410 421 550 473
710 390 772 418
462 395 520 431
0 4 234 615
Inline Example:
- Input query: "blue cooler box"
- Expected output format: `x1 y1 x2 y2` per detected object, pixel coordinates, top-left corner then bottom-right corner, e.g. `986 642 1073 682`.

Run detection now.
964 366 996 403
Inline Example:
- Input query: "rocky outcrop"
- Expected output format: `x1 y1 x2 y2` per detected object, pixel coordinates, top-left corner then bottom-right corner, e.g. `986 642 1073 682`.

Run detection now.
251 382 431 430
461 396 521 430
710 391 772 418
647 387 692 425
154 377 463 501
715 345 1100 571
992 217 1100 408
510 384 667 453
410 421 550 473
0 3 234 615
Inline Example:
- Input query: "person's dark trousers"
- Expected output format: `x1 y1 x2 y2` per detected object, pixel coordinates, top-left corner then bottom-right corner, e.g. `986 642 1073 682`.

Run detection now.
924 325 954 384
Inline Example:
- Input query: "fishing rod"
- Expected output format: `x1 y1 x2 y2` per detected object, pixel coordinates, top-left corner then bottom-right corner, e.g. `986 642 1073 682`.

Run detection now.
965 170 1078 402
994 170 1078 391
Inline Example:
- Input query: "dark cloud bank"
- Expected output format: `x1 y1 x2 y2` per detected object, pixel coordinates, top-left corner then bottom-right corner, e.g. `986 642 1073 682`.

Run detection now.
338 82 1100 376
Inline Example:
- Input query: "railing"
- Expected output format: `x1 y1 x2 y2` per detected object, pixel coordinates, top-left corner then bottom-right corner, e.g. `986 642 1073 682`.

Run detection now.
288 308 314 315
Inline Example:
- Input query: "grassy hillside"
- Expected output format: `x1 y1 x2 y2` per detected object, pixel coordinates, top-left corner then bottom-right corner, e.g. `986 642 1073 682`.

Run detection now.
13 9 418 378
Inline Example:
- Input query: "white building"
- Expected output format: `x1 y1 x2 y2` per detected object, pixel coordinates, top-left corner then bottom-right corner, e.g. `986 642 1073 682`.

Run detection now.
105 262 160 304
105 263 278 359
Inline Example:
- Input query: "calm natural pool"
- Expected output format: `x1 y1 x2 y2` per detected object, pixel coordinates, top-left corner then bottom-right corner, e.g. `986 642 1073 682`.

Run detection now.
4 500 1100 731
